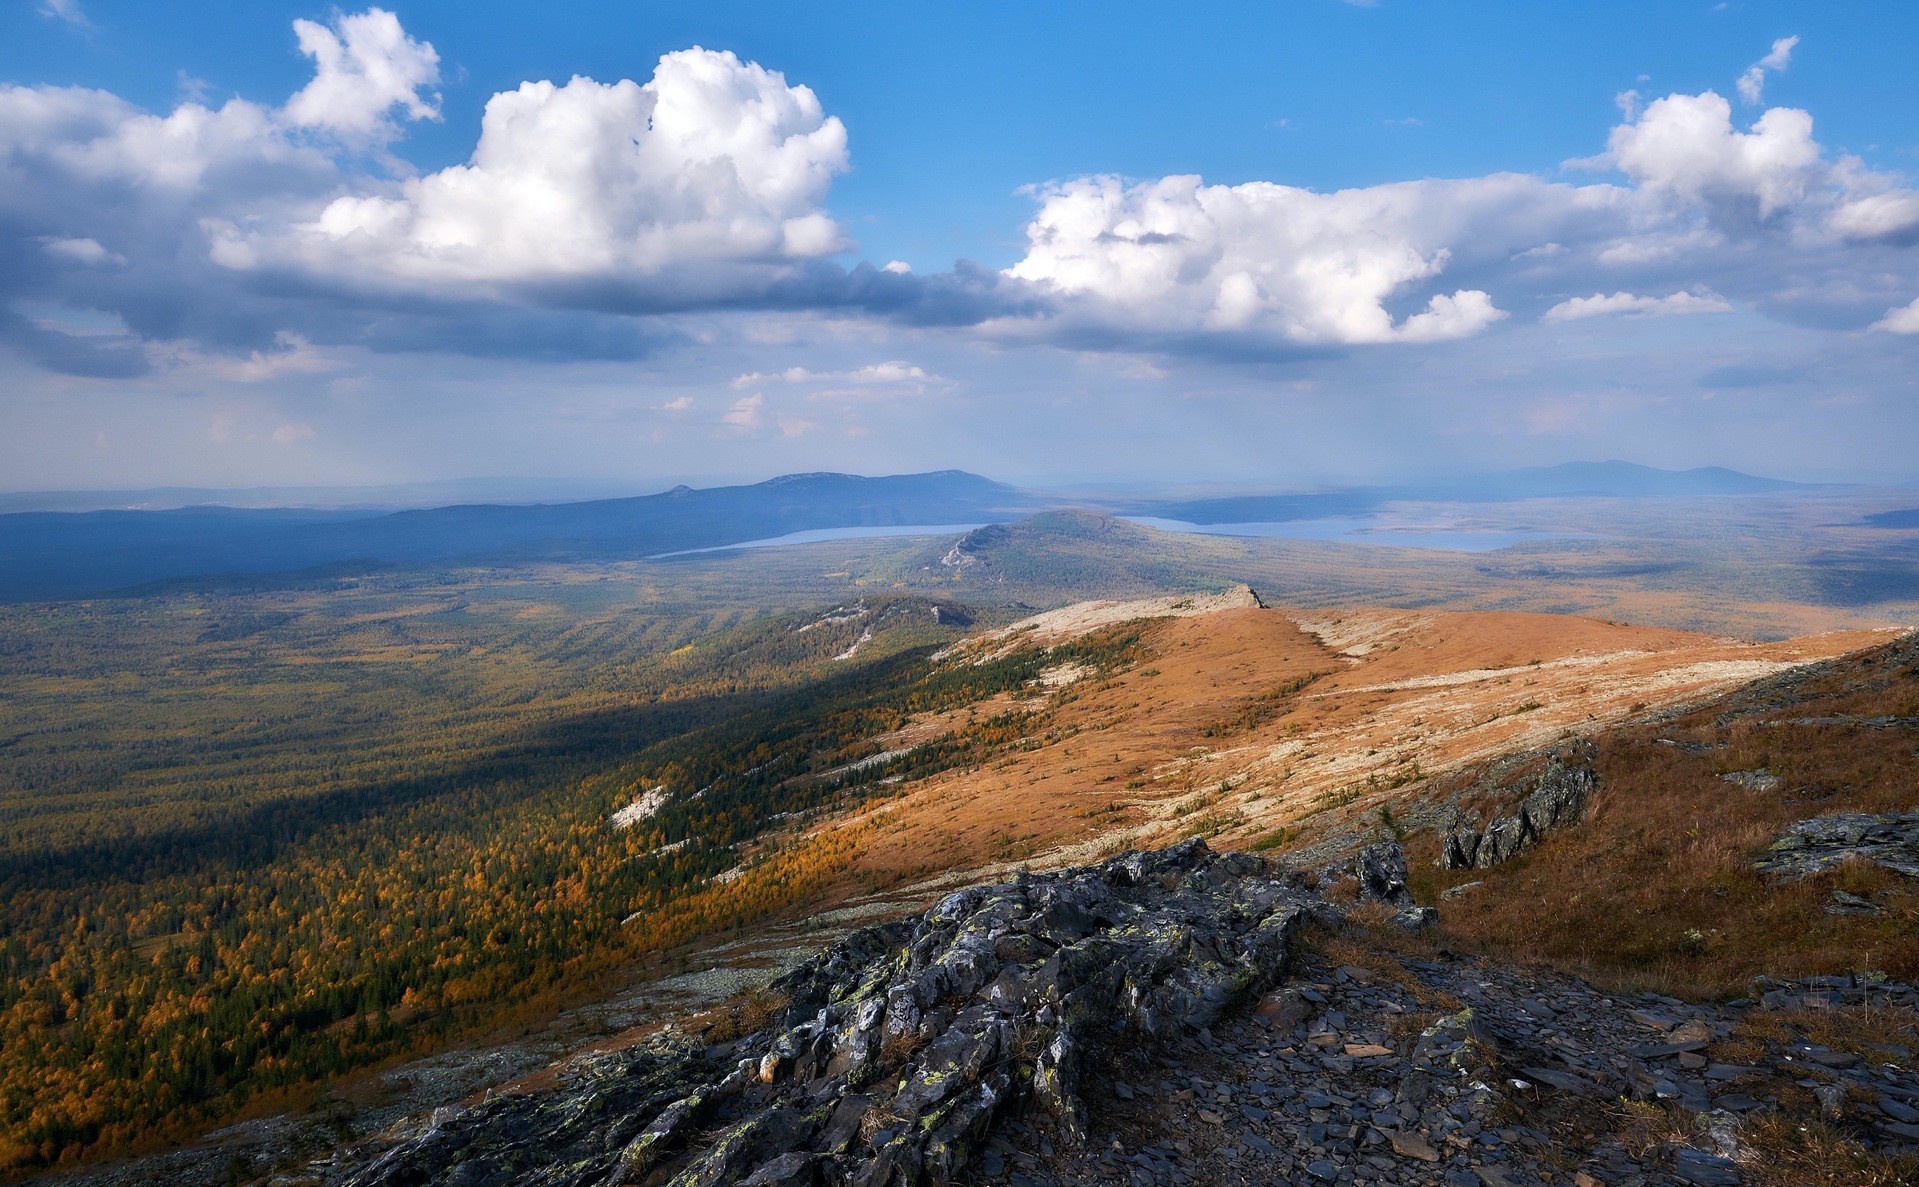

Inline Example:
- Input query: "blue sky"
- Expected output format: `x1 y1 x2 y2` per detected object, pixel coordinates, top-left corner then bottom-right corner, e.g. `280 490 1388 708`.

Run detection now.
3 1 1919 490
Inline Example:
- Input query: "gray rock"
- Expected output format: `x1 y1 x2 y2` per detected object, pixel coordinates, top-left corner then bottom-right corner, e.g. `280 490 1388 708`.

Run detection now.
1754 810 1919 880
1441 741 1596 870
321 830 1919 1187
1720 769 1782 792
1672 1147 1743 1186
1356 839 1414 905
335 839 1305 1187
1391 906 1439 931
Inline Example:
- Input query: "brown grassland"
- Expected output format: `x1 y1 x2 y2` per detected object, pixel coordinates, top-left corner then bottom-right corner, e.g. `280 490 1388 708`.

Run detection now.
788 600 1886 903
1404 630 1919 993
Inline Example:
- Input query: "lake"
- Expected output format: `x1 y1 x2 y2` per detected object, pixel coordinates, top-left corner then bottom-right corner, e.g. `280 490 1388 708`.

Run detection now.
649 523 988 558
1126 516 1594 553
648 515 1593 560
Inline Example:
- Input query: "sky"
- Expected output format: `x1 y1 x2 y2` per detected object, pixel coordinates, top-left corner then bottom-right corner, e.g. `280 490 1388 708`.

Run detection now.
4 0 1919 493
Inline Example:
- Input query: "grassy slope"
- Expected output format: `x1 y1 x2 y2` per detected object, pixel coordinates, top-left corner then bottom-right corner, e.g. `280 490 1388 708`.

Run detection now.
1403 633 1919 994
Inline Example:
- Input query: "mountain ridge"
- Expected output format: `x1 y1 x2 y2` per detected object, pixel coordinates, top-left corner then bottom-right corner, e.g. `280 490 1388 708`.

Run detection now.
1140 460 1806 525
0 470 1030 601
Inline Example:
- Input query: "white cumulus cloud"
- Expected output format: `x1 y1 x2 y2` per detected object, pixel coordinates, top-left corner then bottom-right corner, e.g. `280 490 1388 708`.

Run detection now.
6 8 1919 380
281 8 440 143
998 62 1919 354
1002 173 1610 347
224 47 850 293
1597 87 1919 245
1604 90 1821 222
1737 35 1798 105
1544 289 1734 322
1870 297 1919 335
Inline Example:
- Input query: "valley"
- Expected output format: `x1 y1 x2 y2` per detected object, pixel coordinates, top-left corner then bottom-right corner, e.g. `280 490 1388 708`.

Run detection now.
10 5 1919 1182
3 482 1918 1184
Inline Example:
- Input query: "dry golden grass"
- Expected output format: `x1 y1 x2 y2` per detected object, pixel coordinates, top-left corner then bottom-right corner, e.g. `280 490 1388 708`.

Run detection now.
1605 1098 1695 1160
1410 829 1918 997
1297 910 1459 1012
698 988 788 1044
828 604 1875 903
1739 1114 1919 1187
1727 1001 1919 1065
1402 634 1919 994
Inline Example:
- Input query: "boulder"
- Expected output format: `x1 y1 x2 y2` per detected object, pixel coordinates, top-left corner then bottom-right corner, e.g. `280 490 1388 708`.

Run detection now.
1355 839 1414 905
1754 810 1919 881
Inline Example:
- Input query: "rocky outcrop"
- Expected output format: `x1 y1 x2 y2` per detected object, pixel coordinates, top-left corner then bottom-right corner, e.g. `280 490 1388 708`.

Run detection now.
336 839 1306 1187
1754 810 1919 880
1354 839 1412 905
1441 740 1597 870
1353 840 1436 930
316 836 1919 1187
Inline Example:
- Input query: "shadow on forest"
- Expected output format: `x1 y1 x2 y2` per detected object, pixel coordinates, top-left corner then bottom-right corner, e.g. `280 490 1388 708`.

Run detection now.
0 695 719 891
0 646 941 893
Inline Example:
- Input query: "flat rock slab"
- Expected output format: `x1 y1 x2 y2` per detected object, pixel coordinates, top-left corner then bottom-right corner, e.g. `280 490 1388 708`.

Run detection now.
1755 810 1919 879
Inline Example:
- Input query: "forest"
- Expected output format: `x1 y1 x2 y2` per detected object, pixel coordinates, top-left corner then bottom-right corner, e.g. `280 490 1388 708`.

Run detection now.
0 552 1139 1174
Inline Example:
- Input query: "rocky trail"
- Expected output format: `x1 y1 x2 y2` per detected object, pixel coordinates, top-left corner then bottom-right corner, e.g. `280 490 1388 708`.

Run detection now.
305 841 1917 1187
982 945 1919 1187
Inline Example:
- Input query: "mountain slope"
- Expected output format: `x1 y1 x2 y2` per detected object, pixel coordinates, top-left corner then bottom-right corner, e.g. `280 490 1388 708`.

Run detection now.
831 604 1881 894
21 594 1902 1184
0 470 1028 601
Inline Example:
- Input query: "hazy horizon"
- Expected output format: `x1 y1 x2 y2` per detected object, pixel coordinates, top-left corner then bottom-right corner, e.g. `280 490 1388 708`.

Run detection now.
6 2 1919 488
0 456 1899 514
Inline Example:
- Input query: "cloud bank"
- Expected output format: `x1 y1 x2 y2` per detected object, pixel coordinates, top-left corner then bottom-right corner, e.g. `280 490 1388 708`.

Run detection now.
4 15 1919 380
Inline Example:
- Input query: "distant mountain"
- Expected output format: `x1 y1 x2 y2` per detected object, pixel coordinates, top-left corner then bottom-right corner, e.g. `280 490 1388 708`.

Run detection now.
0 462 1813 601
1431 461 1804 500
0 470 1031 601
0 477 657 514
1142 461 1803 524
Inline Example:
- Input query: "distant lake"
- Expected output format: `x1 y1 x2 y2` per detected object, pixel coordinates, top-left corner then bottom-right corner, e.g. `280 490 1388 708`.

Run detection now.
650 523 988 558
648 515 1595 560
1127 516 1594 553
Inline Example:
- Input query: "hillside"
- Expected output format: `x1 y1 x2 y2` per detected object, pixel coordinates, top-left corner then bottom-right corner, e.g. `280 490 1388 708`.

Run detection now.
807 602 1884 897
10 583 1912 1184
290 599 1919 1187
